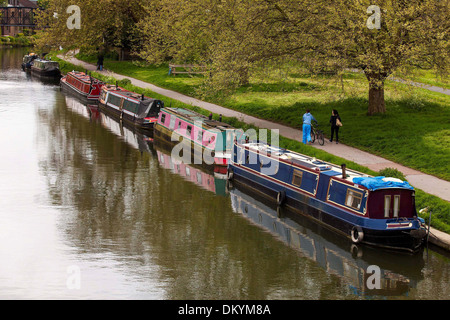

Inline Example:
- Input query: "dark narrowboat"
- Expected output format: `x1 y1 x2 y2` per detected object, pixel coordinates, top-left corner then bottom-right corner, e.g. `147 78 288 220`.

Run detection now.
60 71 105 103
98 84 164 133
227 141 428 253
30 59 61 78
154 107 241 174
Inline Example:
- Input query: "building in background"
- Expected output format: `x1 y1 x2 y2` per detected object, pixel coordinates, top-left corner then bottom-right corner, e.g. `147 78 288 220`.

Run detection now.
1 0 38 37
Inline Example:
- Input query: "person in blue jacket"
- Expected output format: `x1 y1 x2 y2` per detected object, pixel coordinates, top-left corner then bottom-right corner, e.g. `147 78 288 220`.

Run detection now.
302 109 317 144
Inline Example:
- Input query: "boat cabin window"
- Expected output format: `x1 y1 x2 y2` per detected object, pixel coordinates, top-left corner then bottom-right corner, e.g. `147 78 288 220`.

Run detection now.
292 170 303 187
393 195 400 218
384 195 391 218
160 113 166 124
169 116 176 130
107 94 122 107
345 189 363 210
123 100 138 114
186 125 192 137
197 130 203 142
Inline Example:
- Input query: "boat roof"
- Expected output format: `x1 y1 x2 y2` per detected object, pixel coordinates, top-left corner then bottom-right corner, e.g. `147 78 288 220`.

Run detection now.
239 141 414 190
103 85 157 102
34 59 59 66
163 107 235 131
67 71 102 84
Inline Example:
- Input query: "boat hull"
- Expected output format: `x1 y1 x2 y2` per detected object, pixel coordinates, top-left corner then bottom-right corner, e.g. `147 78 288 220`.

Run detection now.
30 67 61 78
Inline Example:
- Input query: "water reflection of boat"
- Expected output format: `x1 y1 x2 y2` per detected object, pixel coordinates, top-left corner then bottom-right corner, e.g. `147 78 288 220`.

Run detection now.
64 95 97 120
229 184 425 298
64 95 153 154
154 137 227 196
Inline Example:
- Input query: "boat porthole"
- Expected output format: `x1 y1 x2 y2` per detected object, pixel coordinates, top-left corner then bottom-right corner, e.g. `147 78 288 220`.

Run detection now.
351 226 364 243
276 191 286 206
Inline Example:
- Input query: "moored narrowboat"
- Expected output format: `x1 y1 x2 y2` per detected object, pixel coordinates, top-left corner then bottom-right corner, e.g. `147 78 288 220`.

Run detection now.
98 85 164 133
30 59 61 78
60 71 104 103
154 107 240 174
228 140 428 253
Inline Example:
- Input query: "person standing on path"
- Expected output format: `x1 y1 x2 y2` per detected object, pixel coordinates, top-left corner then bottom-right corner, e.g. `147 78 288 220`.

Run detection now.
329 109 341 144
302 109 317 145
97 54 104 71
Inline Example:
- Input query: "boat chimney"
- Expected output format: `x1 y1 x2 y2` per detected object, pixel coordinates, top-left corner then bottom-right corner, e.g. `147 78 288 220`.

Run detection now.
142 93 144 100
341 164 346 179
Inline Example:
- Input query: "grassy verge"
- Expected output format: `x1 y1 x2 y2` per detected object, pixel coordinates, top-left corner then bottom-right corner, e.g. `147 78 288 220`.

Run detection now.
49 52 450 234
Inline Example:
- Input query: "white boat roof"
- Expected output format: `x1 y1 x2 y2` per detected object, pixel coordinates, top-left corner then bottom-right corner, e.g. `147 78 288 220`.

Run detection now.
240 141 367 181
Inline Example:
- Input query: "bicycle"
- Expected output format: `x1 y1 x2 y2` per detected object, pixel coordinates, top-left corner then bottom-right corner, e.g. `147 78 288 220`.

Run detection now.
310 123 325 146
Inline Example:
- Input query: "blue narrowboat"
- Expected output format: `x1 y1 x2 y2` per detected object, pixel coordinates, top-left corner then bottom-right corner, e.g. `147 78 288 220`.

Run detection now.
227 141 428 253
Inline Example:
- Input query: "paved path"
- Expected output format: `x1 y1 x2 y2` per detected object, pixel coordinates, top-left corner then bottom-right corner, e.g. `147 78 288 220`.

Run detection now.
58 53 450 250
347 68 450 96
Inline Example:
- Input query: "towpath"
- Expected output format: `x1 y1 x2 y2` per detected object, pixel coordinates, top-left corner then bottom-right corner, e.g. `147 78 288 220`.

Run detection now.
57 53 450 250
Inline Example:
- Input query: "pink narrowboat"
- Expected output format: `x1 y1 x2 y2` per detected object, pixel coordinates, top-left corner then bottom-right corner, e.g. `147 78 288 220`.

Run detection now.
60 71 105 103
154 107 238 173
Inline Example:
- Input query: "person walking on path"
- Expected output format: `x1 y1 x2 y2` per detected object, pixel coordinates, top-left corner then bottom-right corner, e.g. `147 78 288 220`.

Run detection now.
97 54 104 71
302 109 317 145
329 109 342 144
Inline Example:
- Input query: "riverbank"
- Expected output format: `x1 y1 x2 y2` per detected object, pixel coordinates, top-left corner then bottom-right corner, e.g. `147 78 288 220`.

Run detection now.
54 52 450 252
0 35 35 47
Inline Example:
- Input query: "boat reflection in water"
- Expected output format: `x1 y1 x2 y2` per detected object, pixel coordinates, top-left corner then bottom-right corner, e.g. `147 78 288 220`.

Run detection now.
64 95 153 154
229 184 425 298
154 138 227 196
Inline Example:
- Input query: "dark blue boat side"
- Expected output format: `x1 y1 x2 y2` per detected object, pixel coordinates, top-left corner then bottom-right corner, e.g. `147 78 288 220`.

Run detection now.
227 141 427 253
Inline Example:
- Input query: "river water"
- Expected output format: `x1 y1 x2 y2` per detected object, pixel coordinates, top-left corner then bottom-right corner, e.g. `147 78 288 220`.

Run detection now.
0 47 449 300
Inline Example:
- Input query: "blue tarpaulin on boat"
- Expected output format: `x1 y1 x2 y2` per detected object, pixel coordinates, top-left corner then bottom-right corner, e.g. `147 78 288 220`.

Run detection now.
352 176 414 191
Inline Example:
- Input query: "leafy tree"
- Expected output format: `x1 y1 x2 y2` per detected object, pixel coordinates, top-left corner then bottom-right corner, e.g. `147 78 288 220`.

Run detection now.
34 0 147 58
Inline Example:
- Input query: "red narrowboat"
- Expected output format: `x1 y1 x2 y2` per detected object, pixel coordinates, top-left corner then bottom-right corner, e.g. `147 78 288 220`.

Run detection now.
60 71 105 103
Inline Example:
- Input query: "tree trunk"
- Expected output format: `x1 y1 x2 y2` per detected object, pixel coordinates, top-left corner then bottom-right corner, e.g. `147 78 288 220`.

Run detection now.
238 65 250 86
368 84 386 115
